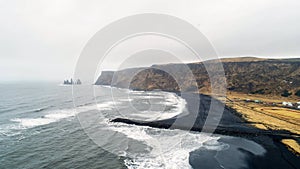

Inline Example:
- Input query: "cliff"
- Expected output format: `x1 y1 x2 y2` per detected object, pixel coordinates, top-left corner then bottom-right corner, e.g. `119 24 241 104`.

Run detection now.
95 57 300 96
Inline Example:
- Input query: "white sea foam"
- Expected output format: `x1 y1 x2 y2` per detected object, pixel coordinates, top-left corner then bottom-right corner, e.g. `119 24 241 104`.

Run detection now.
108 122 225 169
0 124 23 137
118 98 133 102
97 101 118 110
6 86 192 169
126 91 187 121
153 92 187 120
2 85 267 169
103 90 226 168
8 99 124 130
166 93 188 117
96 86 187 121
11 109 77 128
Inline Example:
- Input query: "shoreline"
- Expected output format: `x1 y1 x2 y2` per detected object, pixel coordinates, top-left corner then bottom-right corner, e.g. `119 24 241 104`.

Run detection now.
108 90 300 168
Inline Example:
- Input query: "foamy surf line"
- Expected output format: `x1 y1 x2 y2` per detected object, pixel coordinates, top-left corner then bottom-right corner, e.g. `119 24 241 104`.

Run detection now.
5 88 193 168
6 89 186 131
10 109 77 129
8 100 119 130
122 90 187 121
107 121 225 169
108 120 267 169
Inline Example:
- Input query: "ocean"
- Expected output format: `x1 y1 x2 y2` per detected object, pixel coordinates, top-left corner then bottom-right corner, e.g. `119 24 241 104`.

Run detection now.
0 83 267 169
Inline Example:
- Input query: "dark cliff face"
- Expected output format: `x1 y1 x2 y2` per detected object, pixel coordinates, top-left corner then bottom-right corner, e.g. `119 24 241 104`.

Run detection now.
222 60 300 94
95 58 300 96
96 71 114 85
129 68 180 92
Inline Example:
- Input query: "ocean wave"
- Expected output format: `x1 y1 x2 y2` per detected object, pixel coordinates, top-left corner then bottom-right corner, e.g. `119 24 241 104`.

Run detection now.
96 85 188 121
97 101 120 111
10 109 77 129
128 92 187 121
117 98 134 102
107 122 223 169
7 100 122 130
32 107 49 113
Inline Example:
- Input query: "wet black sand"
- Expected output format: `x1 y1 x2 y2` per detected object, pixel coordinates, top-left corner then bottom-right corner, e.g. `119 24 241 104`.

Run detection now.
112 93 300 169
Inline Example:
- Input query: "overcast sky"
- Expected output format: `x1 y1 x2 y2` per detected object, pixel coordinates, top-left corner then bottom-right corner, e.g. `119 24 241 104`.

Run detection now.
0 0 300 82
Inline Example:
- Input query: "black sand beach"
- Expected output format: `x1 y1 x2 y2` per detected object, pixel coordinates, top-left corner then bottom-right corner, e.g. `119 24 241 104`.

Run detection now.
112 93 300 169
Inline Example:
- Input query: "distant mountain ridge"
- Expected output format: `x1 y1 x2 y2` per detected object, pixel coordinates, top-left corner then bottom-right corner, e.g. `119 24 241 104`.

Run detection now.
95 57 300 96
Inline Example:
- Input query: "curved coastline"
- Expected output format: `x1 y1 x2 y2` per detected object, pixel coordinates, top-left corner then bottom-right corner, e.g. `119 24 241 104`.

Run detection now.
108 89 300 168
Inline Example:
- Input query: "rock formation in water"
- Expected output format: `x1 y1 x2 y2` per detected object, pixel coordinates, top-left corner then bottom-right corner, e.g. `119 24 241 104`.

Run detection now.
63 78 82 85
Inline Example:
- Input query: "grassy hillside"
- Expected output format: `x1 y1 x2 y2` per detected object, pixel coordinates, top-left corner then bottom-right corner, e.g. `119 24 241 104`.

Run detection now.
95 57 300 97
